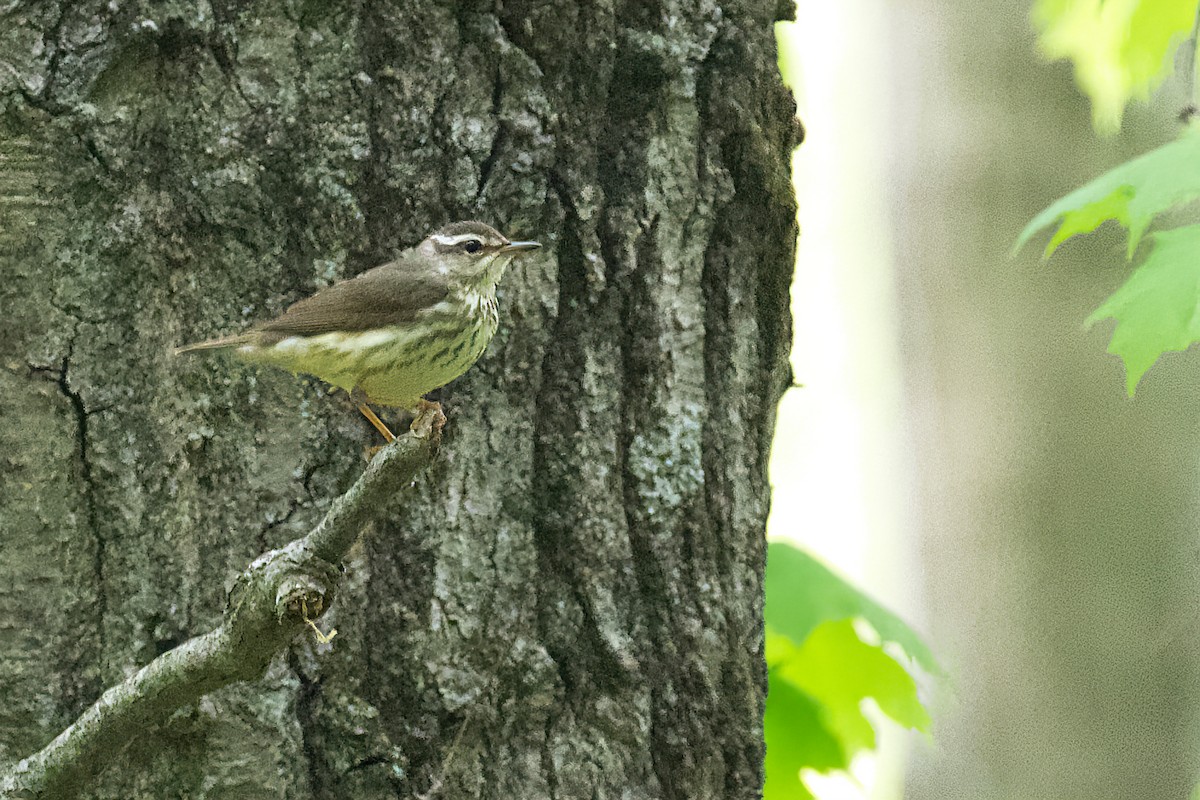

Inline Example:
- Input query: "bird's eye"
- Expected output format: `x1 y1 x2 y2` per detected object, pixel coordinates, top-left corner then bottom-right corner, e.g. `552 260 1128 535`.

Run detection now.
462 239 482 254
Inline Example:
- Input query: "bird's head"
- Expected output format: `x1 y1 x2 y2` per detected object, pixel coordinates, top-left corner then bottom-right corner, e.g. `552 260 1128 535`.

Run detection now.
418 221 541 289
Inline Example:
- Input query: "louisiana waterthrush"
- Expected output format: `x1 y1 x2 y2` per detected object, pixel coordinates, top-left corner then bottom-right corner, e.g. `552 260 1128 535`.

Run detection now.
175 221 541 441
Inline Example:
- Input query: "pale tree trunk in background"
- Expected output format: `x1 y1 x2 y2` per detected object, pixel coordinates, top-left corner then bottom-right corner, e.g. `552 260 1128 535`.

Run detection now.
0 1 799 797
888 2 1200 798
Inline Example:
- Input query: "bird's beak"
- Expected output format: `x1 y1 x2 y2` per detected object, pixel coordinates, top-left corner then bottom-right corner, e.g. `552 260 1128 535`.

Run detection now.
501 240 542 254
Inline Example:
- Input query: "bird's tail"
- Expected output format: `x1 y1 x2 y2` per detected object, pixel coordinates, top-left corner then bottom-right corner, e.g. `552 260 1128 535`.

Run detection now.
173 334 253 356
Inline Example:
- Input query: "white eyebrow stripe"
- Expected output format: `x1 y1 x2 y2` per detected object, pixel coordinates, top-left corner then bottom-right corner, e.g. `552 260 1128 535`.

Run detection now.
431 233 484 246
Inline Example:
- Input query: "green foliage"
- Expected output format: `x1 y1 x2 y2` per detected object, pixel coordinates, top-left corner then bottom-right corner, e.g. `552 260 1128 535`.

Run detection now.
763 542 938 800
1032 0 1199 133
1019 126 1200 393
1086 224 1200 393
1017 129 1200 258
1021 4 1200 392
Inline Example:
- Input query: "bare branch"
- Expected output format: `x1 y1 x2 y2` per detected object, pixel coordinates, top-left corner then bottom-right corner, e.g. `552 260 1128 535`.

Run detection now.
0 408 443 800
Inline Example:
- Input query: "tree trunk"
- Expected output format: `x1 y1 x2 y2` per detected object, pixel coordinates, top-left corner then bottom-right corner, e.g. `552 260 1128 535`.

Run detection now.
0 2 798 798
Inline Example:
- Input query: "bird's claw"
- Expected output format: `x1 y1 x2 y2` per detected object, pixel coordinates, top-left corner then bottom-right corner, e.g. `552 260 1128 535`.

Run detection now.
410 400 446 442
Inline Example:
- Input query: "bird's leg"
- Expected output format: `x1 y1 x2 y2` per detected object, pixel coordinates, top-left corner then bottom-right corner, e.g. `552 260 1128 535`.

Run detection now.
350 387 395 443
359 404 395 442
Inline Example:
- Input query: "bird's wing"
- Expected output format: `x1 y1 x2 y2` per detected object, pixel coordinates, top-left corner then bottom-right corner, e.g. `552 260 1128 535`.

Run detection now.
256 257 449 338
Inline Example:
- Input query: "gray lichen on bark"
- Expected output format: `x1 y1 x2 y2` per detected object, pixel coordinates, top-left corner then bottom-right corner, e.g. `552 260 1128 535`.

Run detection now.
0 0 798 797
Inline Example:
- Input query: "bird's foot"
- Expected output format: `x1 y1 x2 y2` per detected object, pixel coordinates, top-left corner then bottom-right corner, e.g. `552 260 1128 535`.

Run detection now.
410 399 445 442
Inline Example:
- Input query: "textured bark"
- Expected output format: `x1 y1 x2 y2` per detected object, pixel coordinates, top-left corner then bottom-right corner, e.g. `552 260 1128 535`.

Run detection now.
0 1 797 799
1 414 438 798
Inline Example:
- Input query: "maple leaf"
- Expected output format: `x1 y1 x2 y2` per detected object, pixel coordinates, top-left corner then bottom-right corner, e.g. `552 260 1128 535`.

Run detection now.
763 542 939 800
1017 129 1200 259
1032 0 1199 133
1087 224 1200 394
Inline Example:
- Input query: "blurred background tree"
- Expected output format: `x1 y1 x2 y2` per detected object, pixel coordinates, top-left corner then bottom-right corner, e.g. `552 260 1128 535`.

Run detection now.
771 0 1200 798
896 4 1200 793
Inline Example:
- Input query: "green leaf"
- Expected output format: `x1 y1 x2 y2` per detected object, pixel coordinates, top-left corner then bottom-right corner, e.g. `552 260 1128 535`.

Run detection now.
765 541 940 676
763 545 941 799
1046 186 1136 255
1032 0 1199 133
775 620 932 749
764 663 843 800
1087 224 1200 394
1016 129 1200 258
764 616 934 800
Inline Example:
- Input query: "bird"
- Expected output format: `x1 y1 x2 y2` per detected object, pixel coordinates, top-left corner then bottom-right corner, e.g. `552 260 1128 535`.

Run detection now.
175 221 541 442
